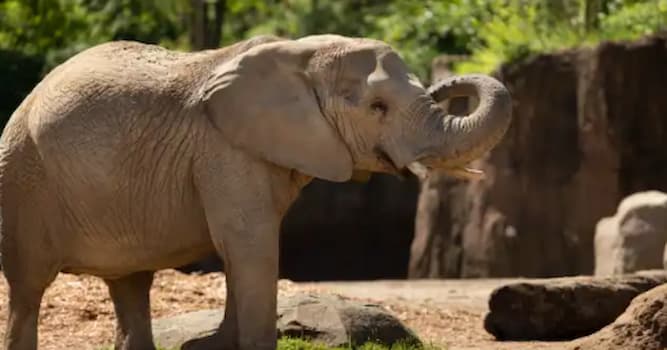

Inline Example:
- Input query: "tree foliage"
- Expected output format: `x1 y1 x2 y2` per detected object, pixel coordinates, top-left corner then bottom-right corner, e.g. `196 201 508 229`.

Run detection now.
456 0 667 73
0 0 665 117
0 0 188 71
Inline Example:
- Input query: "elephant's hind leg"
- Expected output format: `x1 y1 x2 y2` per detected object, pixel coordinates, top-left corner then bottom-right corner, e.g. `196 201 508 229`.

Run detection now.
3 280 55 350
105 271 156 350
3 273 57 350
1 213 59 350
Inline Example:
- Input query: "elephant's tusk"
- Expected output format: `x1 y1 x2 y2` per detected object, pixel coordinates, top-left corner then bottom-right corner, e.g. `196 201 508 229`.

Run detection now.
407 161 429 181
407 161 485 181
442 167 485 181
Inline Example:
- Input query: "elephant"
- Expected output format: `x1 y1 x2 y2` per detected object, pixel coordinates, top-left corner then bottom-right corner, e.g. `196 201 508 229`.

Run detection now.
0 34 511 350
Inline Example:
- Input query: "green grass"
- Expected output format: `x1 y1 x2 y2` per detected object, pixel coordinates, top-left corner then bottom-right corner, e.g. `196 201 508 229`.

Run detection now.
102 337 442 350
145 337 443 350
276 337 442 350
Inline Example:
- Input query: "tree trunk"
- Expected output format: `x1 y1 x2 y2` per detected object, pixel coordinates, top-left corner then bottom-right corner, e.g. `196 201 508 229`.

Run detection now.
583 0 601 34
190 0 225 50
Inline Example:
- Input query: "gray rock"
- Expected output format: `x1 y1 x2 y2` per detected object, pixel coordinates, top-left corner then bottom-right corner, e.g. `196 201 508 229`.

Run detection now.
153 293 421 349
483 270 667 341
153 309 220 348
595 191 667 276
277 293 420 347
570 283 667 350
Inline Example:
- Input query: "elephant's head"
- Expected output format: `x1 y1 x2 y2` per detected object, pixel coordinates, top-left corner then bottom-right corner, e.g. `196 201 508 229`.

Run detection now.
202 35 512 182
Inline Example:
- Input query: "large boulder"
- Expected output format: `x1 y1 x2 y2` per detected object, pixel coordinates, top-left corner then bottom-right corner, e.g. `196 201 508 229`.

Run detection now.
410 33 667 278
483 270 667 340
153 293 421 349
594 191 667 276
570 283 667 350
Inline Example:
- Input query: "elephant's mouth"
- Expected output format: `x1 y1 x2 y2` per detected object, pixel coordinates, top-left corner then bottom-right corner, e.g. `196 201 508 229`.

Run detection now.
374 146 484 181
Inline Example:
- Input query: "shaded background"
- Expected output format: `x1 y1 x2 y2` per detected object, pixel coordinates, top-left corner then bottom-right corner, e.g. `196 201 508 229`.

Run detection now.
1 0 666 281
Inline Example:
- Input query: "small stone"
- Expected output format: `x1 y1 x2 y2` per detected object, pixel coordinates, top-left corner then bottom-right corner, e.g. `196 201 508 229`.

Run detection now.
153 309 220 349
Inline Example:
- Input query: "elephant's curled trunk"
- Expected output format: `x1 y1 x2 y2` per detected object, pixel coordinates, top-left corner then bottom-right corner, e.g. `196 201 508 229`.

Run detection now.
420 74 512 173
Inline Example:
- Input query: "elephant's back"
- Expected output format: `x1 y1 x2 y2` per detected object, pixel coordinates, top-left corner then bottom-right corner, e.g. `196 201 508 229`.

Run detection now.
14 41 205 230
25 40 194 121
23 41 197 166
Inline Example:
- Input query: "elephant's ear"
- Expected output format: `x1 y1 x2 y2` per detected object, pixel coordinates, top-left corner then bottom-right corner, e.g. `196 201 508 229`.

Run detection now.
201 41 353 182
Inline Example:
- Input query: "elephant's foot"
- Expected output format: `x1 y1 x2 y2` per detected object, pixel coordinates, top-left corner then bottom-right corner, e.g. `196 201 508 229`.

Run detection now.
181 333 275 350
115 336 156 350
181 331 236 350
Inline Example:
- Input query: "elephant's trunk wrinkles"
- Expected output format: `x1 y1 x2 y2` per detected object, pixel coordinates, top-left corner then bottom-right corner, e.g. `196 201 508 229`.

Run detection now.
417 74 512 172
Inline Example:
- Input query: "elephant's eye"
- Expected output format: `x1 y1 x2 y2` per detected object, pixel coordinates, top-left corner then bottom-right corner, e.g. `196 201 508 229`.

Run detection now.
370 100 388 116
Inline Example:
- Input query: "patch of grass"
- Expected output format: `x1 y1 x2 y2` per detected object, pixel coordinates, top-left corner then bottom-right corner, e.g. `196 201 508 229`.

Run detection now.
102 337 442 350
277 337 442 349
146 337 443 350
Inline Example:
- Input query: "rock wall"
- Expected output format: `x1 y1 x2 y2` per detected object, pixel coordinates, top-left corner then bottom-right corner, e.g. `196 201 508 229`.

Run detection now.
410 33 667 278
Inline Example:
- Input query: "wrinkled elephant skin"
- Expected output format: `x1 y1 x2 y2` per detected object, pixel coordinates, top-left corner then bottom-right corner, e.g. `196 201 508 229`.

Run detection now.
0 34 511 350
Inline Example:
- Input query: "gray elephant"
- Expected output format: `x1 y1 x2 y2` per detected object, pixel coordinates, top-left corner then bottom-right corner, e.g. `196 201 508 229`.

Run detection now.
0 34 511 350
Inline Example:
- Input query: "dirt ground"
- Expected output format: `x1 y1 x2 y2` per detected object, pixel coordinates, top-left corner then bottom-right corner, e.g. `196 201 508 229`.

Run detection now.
0 270 570 350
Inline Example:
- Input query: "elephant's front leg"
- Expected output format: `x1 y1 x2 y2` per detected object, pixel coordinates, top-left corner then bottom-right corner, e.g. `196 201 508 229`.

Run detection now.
181 267 239 350
194 158 282 350
217 217 279 350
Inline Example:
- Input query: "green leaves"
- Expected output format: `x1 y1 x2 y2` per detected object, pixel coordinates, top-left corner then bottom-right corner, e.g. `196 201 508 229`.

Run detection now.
456 0 667 74
1 0 665 90
0 0 191 72
599 0 667 41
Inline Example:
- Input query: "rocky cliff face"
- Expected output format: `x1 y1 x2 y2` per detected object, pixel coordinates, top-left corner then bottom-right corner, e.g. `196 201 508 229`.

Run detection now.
410 33 667 278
